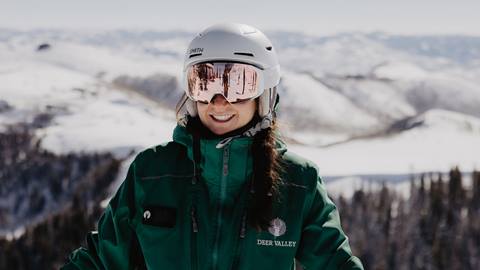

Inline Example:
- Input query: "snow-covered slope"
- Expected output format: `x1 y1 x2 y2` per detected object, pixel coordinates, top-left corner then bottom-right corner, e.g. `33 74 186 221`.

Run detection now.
0 29 479 175
279 71 380 132
267 32 480 147
290 109 480 176
0 40 179 156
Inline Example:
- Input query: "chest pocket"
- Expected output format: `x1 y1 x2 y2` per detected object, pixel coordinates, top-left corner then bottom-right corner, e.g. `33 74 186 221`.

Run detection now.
142 205 176 228
135 174 193 270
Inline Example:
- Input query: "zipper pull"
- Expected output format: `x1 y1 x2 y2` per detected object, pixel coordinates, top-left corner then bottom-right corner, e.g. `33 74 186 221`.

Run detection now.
239 213 247 239
191 206 199 233
192 163 198 185
192 176 197 185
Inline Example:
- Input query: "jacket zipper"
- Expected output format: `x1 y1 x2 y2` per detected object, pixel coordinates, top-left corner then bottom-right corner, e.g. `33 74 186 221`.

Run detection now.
212 146 230 270
191 206 199 270
231 212 248 270
231 177 255 270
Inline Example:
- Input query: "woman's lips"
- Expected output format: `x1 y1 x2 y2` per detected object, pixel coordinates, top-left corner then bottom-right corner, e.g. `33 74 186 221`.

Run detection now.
209 114 235 123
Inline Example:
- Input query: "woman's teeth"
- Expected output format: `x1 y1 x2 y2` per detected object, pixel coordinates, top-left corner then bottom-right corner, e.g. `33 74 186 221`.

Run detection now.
210 114 234 121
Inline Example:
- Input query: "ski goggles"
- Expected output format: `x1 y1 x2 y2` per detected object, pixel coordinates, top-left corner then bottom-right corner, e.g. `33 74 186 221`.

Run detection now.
185 62 264 103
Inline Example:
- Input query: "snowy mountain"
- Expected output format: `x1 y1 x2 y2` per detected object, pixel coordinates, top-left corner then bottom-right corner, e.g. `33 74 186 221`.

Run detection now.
291 109 480 175
2 29 480 269
274 32 480 138
1 29 479 189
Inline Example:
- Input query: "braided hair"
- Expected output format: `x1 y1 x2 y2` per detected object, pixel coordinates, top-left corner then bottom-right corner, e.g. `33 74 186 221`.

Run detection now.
249 121 284 231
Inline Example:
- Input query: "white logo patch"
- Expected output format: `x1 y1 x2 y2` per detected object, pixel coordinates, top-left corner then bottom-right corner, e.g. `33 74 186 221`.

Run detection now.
268 218 286 237
257 217 296 248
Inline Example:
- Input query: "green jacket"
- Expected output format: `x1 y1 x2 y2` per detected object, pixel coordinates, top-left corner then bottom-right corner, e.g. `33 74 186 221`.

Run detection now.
62 125 363 270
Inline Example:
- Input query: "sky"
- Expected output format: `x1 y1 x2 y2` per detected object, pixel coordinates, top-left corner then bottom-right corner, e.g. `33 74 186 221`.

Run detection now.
1 0 480 36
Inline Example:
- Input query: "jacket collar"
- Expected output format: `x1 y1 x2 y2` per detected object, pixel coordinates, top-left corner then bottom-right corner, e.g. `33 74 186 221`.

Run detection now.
173 124 255 205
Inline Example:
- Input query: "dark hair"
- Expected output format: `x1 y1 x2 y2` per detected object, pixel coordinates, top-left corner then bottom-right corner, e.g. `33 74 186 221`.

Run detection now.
249 121 284 231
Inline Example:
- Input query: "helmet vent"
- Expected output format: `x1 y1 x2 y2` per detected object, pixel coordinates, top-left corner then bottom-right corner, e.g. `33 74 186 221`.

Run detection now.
189 53 202 58
266 46 272 51
234 52 254 57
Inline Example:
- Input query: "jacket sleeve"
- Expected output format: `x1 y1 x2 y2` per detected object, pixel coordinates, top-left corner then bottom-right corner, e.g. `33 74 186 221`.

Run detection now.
62 161 140 270
295 175 364 270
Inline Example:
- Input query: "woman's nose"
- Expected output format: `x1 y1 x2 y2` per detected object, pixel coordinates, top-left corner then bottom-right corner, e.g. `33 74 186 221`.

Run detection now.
210 94 228 105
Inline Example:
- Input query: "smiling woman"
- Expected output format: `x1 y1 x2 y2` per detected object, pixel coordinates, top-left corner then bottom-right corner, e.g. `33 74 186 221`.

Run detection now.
197 95 256 135
62 23 364 270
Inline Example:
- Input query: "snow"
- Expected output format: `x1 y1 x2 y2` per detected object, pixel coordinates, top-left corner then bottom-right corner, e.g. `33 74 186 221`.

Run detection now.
280 70 380 133
1 29 480 200
324 177 377 199
323 176 413 200
284 130 350 147
4 226 25 241
0 37 182 156
402 75 480 118
290 109 480 176
407 109 480 132
280 34 413 77
1 62 91 107
35 89 177 156
373 61 429 80
322 76 416 121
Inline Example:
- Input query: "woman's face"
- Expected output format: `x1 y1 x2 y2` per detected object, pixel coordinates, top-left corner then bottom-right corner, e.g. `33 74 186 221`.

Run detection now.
197 95 256 135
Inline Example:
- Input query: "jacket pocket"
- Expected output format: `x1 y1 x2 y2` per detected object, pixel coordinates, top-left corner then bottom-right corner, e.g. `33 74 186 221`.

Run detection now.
137 204 183 269
142 205 176 228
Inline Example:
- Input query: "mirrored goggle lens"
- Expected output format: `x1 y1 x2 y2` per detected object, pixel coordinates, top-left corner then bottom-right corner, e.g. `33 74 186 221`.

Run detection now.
186 62 263 103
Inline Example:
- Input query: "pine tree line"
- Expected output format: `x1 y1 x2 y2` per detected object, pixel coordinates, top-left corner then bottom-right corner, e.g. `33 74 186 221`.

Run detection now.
0 126 122 269
337 168 480 270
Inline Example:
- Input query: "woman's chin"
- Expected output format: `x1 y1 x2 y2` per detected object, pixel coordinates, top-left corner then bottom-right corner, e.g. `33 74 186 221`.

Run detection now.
208 122 237 135
205 117 238 135
209 125 234 135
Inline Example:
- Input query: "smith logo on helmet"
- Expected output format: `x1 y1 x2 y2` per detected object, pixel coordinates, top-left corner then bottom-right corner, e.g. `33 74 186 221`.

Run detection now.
189 48 203 54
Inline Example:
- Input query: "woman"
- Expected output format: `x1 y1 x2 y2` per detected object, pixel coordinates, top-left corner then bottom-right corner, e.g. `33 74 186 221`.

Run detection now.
63 23 364 270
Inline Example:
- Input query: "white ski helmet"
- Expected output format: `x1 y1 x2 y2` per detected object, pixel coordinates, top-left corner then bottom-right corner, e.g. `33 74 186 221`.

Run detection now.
176 22 281 125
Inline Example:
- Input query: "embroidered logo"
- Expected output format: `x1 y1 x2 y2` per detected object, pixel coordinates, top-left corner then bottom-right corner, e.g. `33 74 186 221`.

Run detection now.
257 217 296 248
268 218 286 237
